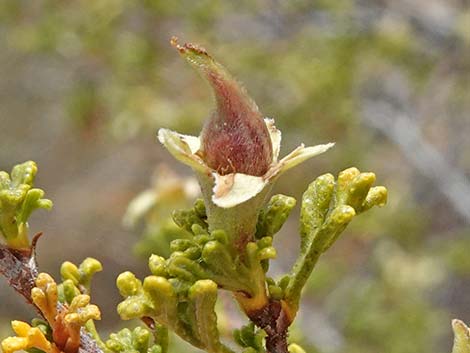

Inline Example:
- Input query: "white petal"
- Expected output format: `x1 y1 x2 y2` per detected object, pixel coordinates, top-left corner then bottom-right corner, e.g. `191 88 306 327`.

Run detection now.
264 118 282 162
157 128 208 173
122 190 156 228
212 173 268 208
182 134 201 154
278 142 335 174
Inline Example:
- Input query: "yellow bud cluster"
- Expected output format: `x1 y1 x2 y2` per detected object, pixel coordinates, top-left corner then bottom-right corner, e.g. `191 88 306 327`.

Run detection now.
1 321 59 353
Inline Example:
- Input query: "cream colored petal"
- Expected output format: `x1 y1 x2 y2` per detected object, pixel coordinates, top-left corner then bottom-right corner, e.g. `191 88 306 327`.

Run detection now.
122 190 156 228
181 134 201 154
264 118 282 162
452 319 470 353
274 143 335 178
157 129 207 173
212 173 268 208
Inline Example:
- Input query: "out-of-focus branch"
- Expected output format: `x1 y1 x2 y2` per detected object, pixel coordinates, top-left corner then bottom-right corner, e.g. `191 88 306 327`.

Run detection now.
361 100 470 223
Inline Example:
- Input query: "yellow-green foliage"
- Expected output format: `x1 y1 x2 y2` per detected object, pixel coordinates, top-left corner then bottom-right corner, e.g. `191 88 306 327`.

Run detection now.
0 161 52 248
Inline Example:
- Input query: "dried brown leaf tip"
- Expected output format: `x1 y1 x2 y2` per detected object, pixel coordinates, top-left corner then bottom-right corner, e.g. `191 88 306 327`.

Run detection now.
170 36 273 176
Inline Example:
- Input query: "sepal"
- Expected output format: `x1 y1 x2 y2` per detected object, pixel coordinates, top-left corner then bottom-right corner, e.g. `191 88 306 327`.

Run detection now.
271 143 335 178
157 129 207 173
211 173 266 209
452 319 470 353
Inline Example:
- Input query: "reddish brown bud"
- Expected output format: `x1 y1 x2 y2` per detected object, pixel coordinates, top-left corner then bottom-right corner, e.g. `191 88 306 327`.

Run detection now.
171 37 273 176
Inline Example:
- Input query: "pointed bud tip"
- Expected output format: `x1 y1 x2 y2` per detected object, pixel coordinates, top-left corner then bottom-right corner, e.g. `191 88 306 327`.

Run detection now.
170 37 273 176
170 36 211 61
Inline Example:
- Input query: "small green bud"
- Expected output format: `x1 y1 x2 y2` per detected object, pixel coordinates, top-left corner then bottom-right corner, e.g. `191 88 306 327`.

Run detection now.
142 276 178 324
201 241 234 274
11 161 37 185
59 279 81 304
235 323 254 347
143 276 176 303
347 172 376 210
183 246 202 260
149 255 167 277
193 199 206 218
168 278 192 296
211 229 228 245
106 327 161 353
170 239 195 252
268 285 283 300
132 327 151 352
17 188 52 224
117 272 142 297
361 186 388 212
189 279 217 294
30 319 51 340
60 258 102 295
80 258 103 278
335 167 361 206
191 224 208 236
314 205 355 253
257 236 273 249
195 234 211 245
106 334 125 352
117 297 150 321
167 256 206 282
256 194 296 238
172 208 207 233
258 247 276 261
60 262 80 285
234 323 265 352
68 294 90 311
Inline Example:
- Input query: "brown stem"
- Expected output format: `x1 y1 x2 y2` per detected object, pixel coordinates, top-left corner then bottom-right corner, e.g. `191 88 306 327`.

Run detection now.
265 329 288 353
247 300 291 353
0 235 103 353
0 239 40 310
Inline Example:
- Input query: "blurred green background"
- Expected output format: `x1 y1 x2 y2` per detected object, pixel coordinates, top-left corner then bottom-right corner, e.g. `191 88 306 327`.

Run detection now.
1 1 470 352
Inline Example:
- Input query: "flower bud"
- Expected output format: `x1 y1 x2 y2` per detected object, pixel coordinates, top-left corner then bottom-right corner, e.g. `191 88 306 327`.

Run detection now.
171 37 273 176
